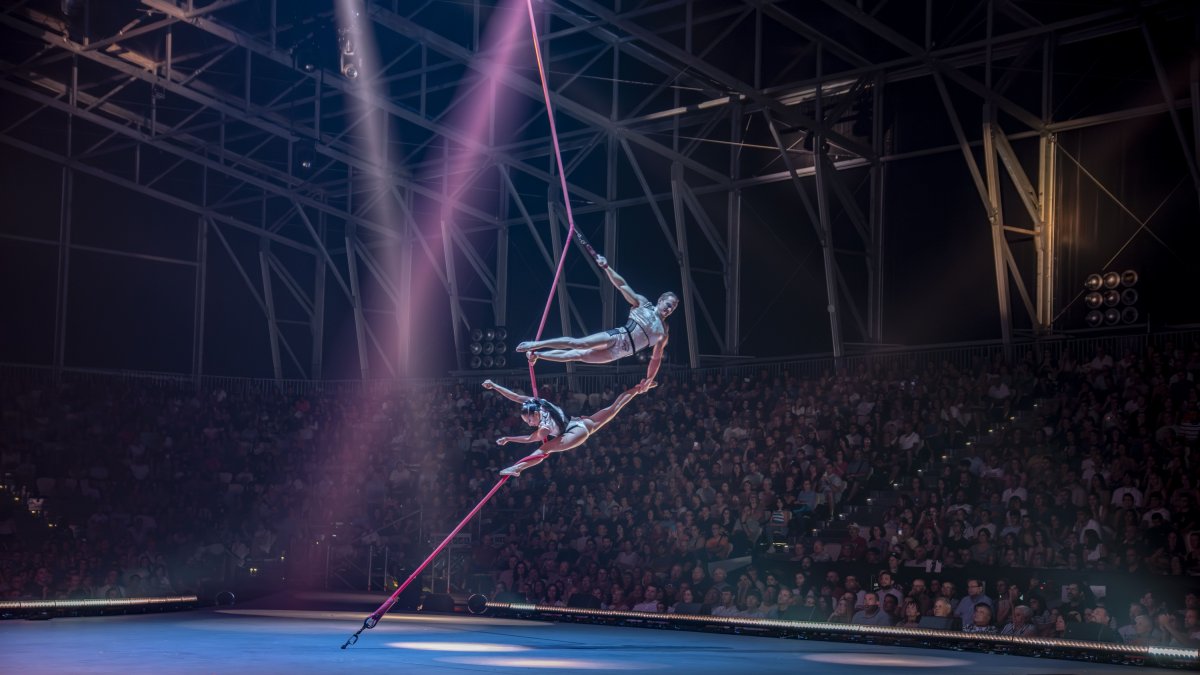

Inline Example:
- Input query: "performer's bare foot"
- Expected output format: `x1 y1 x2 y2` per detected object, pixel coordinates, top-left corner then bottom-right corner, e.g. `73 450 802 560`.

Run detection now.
526 352 538 364
499 465 522 477
516 341 537 352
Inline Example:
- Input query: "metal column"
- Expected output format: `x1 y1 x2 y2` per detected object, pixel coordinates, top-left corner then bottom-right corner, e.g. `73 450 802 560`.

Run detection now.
192 217 208 381
725 102 742 355
670 162 701 369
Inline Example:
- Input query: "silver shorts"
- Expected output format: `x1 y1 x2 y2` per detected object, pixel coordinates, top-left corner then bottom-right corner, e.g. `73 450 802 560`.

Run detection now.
605 327 635 359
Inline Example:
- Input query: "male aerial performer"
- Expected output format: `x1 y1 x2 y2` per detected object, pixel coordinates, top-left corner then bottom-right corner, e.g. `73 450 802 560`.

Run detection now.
517 255 676 380
483 377 655 476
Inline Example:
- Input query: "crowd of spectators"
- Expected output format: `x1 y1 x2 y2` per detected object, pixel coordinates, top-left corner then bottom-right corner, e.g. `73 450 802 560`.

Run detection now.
0 335 1198 645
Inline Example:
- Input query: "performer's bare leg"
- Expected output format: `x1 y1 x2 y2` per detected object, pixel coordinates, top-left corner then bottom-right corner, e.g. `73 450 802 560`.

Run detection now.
516 332 611 353
500 449 548 476
530 346 618 364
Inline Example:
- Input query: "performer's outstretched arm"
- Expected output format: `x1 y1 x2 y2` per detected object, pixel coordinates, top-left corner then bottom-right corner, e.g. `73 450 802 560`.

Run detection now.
597 255 646 307
497 427 550 446
483 379 530 404
644 331 669 384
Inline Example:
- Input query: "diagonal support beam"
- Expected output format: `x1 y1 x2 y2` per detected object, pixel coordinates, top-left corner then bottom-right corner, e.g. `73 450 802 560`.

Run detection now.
982 120 1013 348
208 219 307 378
932 72 993 217
1141 21 1200 206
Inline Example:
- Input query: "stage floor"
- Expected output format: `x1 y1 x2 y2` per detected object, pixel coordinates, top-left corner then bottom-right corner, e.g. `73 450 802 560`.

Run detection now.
0 597 1180 674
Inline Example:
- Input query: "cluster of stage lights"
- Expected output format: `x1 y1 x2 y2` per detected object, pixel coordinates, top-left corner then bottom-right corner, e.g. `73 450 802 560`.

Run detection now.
474 599 1200 666
469 327 508 369
1084 270 1139 327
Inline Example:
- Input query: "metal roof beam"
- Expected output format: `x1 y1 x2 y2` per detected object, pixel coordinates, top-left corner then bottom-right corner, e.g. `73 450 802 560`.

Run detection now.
140 0 609 209
562 0 876 160
368 5 733 186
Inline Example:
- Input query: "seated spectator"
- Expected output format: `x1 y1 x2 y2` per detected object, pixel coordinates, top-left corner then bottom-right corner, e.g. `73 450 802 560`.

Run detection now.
710 589 739 617
631 585 659 612
1158 609 1200 648
1066 606 1123 643
881 593 900 623
1122 614 1163 646
896 599 923 628
829 597 854 624
955 578 993 628
851 591 892 626
963 603 997 634
740 592 769 619
920 597 962 631
784 592 825 621
1026 595 1053 635
1000 605 1036 636
669 588 697 613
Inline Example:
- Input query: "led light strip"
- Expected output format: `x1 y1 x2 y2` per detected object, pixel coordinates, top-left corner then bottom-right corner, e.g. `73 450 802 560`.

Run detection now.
0 595 199 610
484 602 1200 664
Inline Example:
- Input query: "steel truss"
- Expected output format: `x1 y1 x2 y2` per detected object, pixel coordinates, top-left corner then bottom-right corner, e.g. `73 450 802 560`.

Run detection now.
0 0 1195 377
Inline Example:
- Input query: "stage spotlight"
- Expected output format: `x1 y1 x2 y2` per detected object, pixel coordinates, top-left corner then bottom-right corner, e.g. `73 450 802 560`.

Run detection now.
1084 292 1103 309
484 329 496 341
1121 288 1138 305
1084 274 1103 291
495 342 507 354
470 328 484 342
1102 271 1120 289
1102 290 1120 307
494 356 506 368
1121 269 1138 287
1104 308 1120 325
482 342 495 355
495 328 508 340
341 59 359 80
467 594 489 614
482 356 494 368
469 343 483 355
295 140 316 172
1085 310 1104 328
470 355 482 369
1122 307 1139 324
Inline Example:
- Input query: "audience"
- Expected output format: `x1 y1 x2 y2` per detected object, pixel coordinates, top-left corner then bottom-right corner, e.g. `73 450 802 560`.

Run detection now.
0 336 1197 643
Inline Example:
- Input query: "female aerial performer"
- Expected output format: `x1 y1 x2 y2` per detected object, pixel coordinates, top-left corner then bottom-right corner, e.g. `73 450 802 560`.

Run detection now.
517 255 676 380
482 377 655 476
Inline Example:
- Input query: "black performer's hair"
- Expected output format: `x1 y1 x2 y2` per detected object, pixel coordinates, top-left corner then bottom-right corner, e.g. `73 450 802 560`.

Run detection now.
521 398 568 437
